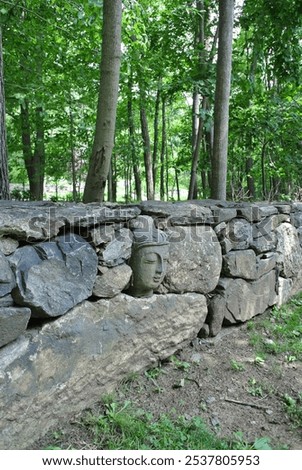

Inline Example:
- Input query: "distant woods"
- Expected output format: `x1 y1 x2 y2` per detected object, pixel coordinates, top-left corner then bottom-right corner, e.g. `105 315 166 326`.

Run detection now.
0 0 301 202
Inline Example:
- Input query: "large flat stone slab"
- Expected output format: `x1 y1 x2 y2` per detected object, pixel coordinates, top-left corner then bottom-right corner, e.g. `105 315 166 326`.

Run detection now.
0 293 207 449
0 202 140 241
139 201 212 225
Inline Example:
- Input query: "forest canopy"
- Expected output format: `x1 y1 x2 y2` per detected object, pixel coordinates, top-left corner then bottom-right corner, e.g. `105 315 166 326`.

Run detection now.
0 0 301 203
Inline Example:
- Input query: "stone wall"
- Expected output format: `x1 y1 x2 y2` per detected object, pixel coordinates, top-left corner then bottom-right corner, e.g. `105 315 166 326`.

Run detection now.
1 199 302 448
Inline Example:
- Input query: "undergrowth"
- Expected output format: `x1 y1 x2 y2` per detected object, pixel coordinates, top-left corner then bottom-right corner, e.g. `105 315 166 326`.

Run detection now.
47 398 272 451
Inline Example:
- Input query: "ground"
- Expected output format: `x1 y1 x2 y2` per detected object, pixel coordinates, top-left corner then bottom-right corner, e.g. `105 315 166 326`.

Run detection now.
33 313 302 450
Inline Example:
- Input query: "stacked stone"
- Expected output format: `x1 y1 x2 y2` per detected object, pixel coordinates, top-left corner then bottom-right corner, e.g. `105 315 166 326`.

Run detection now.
0 201 139 348
139 200 302 337
2 200 302 349
2 199 302 449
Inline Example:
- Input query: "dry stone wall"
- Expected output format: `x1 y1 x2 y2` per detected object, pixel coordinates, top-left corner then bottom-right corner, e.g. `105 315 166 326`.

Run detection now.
1 199 302 448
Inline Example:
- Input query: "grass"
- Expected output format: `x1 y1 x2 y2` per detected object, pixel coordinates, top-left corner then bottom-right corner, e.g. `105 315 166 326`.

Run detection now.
247 293 302 428
283 393 302 428
248 294 302 360
46 398 272 451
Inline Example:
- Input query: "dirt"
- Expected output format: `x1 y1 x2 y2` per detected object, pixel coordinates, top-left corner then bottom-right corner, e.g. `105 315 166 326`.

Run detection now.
32 313 302 450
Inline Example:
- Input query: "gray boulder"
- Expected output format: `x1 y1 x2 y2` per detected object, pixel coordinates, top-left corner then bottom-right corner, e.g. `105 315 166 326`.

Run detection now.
163 225 222 294
93 264 132 298
226 218 253 250
223 250 257 280
139 200 212 225
0 237 19 255
9 234 98 318
0 292 207 449
207 294 225 336
0 252 16 297
250 233 277 254
0 201 64 241
0 201 140 242
275 223 302 278
0 307 31 348
90 225 116 246
256 252 277 278
277 277 293 306
219 270 277 324
99 228 133 267
0 295 14 308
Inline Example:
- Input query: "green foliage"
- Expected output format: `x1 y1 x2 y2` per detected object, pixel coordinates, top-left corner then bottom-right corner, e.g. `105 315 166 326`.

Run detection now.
78 401 273 450
169 355 191 371
2 0 302 200
283 393 302 428
249 293 302 360
230 359 245 372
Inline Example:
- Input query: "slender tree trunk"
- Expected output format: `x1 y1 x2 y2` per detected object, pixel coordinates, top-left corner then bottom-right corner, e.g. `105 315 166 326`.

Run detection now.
175 167 180 201
20 100 45 200
192 89 200 155
69 96 77 201
261 141 268 199
107 161 113 202
20 99 34 193
33 105 45 200
188 0 205 200
83 0 122 203
0 28 10 200
127 72 142 200
188 97 207 199
211 0 234 200
111 153 117 202
152 82 161 194
140 96 154 200
160 98 166 200
246 156 255 199
189 89 200 199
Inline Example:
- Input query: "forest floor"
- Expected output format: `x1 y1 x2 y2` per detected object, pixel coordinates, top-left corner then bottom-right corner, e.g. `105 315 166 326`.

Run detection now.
33 309 302 450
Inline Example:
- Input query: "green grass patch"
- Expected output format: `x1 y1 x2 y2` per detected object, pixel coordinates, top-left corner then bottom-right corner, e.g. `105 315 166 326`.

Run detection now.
66 399 273 451
283 393 302 428
249 293 302 359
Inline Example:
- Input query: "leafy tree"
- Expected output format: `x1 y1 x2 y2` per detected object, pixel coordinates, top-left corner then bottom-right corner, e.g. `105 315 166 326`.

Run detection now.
83 0 122 203
211 0 234 200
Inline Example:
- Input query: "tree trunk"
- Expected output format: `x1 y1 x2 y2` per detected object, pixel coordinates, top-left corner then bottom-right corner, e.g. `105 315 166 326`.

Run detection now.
211 0 234 200
33 105 45 200
152 82 161 194
20 99 34 194
188 97 207 199
160 98 166 201
175 167 180 201
188 0 205 200
69 96 77 201
20 100 45 200
111 153 117 202
140 98 154 200
83 0 122 203
0 28 10 200
127 72 142 200
246 157 255 199
261 141 268 199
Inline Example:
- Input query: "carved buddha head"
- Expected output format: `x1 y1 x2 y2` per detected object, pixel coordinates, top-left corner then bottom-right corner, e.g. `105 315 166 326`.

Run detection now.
128 216 169 298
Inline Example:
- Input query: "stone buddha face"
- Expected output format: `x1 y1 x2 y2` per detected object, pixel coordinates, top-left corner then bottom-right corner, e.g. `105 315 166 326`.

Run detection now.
128 243 169 298
127 215 169 298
